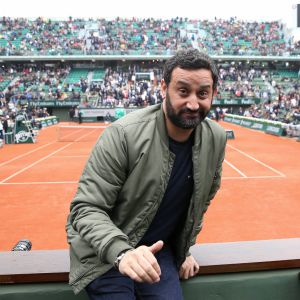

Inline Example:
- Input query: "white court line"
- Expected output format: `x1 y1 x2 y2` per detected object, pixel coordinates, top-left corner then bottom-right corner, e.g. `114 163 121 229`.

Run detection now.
226 144 286 177
0 143 73 183
73 128 99 142
224 159 247 177
0 142 55 167
222 175 285 180
0 124 82 168
1 128 98 183
53 155 88 158
58 125 107 141
0 181 78 185
59 125 107 129
58 127 87 141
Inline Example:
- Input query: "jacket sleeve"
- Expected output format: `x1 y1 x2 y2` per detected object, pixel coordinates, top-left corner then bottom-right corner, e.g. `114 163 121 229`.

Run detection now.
69 124 133 265
185 134 226 259
203 135 226 214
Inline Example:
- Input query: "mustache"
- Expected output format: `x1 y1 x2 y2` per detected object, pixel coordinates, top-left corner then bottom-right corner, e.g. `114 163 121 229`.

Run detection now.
179 107 201 114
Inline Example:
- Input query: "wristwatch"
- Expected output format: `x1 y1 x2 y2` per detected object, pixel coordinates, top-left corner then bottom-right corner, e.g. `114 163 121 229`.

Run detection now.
113 251 128 270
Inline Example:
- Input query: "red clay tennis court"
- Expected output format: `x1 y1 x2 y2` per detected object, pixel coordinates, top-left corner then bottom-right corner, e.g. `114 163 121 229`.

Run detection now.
0 121 299 251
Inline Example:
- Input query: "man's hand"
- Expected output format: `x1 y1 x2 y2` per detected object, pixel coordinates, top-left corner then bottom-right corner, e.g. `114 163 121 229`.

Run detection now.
179 255 199 280
118 240 164 283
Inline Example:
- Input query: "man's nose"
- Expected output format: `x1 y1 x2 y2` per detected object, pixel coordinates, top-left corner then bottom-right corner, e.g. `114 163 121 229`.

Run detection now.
186 97 200 111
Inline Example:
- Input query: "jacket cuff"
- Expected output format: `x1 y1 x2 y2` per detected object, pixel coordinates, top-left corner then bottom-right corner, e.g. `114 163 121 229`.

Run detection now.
103 238 134 265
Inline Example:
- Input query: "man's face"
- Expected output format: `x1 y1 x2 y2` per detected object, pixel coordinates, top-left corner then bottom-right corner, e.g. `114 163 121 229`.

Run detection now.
162 67 216 129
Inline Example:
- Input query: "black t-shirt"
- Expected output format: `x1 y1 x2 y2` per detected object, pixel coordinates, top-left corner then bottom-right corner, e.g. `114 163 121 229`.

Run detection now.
139 133 194 246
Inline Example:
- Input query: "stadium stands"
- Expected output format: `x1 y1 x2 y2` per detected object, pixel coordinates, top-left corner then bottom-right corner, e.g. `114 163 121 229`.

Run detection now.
0 16 299 139
0 17 300 56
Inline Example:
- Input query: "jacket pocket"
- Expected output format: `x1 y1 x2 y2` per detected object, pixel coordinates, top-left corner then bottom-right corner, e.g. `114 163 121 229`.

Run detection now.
68 227 102 285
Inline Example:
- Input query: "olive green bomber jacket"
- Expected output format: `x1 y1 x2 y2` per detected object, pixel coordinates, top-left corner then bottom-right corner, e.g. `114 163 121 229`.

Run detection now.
66 104 226 294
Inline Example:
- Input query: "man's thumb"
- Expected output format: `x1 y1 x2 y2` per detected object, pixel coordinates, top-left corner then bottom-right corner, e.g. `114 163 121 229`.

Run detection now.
149 240 164 254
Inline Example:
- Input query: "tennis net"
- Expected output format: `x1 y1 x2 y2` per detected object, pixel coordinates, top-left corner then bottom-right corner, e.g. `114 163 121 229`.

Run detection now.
57 125 108 142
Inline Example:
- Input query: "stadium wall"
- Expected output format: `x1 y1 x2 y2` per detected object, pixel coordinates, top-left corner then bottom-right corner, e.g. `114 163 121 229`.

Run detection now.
52 108 70 122
1 239 300 300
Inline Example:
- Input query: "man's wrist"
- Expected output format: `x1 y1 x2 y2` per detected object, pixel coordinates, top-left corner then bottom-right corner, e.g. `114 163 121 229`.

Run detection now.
113 249 132 270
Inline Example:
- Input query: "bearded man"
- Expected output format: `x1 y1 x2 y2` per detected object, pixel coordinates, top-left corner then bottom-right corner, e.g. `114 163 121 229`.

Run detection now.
66 49 227 300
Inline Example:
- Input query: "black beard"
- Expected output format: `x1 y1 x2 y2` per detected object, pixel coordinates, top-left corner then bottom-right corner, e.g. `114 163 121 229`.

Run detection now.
165 92 208 129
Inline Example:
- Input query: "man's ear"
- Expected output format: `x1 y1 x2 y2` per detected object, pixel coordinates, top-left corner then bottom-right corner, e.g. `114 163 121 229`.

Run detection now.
213 88 218 97
161 79 167 99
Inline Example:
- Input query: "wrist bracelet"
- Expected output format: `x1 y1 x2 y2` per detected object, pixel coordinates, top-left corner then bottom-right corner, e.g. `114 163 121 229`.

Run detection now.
113 251 128 270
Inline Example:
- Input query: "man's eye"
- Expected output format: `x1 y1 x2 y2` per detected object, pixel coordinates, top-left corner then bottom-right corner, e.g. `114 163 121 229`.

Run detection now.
199 91 208 97
179 89 187 94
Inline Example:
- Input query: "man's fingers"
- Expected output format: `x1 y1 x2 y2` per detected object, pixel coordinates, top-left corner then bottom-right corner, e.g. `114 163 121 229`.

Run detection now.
142 250 161 276
130 262 156 283
189 266 195 278
179 257 200 280
184 267 190 280
124 268 144 283
136 256 160 283
179 267 184 279
119 247 161 283
194 263 200 274
185 263 199 279
148 240 164 254
120 259 155 283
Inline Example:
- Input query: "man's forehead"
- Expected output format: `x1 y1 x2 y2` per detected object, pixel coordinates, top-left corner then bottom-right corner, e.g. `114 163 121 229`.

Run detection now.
172 67 212 78
174 79 211 88
171 68 213 86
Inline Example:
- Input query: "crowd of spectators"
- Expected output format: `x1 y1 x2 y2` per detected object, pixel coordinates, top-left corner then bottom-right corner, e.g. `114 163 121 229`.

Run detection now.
87 66 164 108
197 18 299 56
223 63 300 125
239 94 300 125
0 64 83 102
0 64 54 142
1 17 300 56
0 17 84 56
1 61 299 129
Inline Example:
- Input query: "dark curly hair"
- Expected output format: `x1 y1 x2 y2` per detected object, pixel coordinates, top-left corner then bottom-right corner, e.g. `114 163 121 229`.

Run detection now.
163 49 218 91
